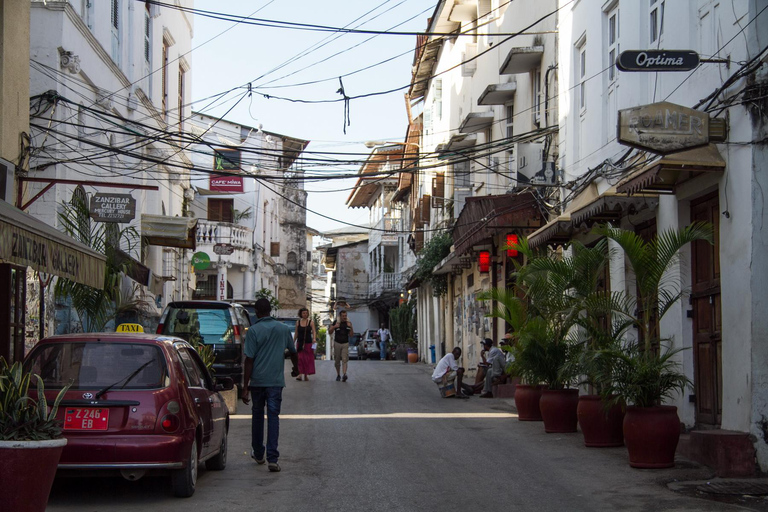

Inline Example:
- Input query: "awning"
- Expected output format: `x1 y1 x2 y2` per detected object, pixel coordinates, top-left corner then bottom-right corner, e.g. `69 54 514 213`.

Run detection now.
114 248 150 286
141 214 198 250
527 184 599 249
478 82 517 105
433 250 461 275
453 192 544 256
571 186 658 227
500 46 544 75
459 112 495 134
0 200 106 289
616 144 726 195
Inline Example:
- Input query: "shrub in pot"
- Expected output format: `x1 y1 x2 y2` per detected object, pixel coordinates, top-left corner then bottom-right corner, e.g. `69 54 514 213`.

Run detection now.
594 222 712 468
0 357 70 512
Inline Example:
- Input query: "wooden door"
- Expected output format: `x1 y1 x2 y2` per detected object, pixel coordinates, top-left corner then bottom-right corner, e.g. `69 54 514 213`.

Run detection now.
691 192 722 426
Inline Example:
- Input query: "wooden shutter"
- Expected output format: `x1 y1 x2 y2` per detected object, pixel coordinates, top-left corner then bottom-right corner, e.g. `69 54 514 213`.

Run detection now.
432 173 444 207
415 230 424 252
270 242 280 258
208 198 233 222
421 195 431 224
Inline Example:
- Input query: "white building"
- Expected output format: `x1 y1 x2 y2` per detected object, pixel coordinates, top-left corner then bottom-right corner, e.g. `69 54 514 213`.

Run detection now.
187 112 309 317
550 0 768 474
27 0 195 331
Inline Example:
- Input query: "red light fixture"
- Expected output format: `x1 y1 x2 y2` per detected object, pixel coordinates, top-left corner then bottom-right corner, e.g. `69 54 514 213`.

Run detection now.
506 234 519 258
478 250 491 273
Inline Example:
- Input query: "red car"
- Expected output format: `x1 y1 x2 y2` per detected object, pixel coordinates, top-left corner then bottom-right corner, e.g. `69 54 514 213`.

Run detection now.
23 333 233 497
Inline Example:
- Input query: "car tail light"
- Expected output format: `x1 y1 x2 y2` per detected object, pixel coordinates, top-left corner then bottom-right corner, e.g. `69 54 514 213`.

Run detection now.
233 324 241 343
160 414 180 433
156 324 164 334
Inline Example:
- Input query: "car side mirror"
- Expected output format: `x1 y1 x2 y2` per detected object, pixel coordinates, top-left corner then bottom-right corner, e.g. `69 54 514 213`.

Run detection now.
215 376 235 391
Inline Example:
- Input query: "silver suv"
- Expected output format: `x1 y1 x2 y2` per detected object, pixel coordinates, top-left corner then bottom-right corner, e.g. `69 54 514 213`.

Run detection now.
360 329 381 359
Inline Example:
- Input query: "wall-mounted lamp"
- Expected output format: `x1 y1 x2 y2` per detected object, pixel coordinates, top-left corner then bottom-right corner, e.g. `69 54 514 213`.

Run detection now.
478 250 491 273
506 234 519 258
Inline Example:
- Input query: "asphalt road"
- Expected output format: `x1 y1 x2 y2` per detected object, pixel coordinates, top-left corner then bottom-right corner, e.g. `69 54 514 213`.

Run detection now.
47 359 763 512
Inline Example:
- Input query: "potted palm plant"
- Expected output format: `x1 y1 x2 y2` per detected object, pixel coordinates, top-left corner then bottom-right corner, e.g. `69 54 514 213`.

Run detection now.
594 222 713 468
0 357 70 512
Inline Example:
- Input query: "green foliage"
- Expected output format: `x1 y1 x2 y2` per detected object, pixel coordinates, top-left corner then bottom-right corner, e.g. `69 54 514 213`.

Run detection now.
254 288 281 312
0 358 70 441
232 207 253 224
54 194 143 332
389 299 417 346
184 333 216 374
316 327 327 354
414 231 452 297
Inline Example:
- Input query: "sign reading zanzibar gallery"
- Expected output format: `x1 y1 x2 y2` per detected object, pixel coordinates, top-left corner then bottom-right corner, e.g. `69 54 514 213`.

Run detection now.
617 101 709 155
89 193 137 223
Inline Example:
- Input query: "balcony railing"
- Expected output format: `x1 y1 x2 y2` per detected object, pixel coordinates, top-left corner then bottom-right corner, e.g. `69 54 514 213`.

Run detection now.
369 272 404 298
196 220 252 249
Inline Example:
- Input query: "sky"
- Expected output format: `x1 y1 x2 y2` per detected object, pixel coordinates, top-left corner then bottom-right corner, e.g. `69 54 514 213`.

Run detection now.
191 0 437 234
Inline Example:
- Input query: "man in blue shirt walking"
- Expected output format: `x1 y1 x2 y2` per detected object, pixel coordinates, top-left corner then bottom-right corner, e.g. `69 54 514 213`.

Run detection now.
241 298 298 473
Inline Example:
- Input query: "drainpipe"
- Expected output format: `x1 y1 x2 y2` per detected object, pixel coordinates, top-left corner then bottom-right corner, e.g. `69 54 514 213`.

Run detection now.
544 64 558 128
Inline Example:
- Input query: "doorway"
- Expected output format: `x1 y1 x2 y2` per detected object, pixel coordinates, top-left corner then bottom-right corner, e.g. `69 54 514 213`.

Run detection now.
691 192 722 426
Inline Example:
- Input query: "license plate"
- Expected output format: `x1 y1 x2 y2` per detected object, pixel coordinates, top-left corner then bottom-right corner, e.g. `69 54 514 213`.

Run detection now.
64 408 110 430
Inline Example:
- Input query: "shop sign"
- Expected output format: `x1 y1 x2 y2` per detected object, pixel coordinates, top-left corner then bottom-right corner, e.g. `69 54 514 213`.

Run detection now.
617 101 709 154
211 149 244 193
89 193 136 223
617 50 700 72
210 176 244 193
213 243 235 256
192 251 211 271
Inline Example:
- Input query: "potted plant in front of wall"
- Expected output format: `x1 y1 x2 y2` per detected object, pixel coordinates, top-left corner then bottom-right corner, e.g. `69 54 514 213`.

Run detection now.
595 222 713 468
0 357 70 512
390 299 417 363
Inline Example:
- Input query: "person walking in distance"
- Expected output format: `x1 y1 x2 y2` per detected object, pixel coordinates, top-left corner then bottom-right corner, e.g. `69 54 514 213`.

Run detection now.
241 298 298 473
329 310 354 382
294 307 316 381
377 323 391 361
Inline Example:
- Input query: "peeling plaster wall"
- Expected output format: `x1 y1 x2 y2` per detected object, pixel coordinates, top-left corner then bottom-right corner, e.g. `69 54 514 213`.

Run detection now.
277 186 308 316
335 242 369 323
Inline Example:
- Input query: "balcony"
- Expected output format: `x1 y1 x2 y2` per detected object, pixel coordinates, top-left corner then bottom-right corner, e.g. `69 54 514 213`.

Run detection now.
195 220 253 267
369 272 405 298
369 216 401 248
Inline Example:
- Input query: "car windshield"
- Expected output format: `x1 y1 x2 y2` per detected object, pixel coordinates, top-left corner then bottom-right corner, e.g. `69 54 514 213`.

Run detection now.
25 342 168 390
164 307 234 345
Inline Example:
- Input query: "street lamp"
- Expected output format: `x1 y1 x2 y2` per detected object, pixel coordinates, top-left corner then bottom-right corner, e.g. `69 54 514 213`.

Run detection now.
364 140 419 149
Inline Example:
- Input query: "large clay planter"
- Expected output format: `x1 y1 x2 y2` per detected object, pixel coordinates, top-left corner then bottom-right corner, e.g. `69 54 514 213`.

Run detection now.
577 395 625 447
623 405 680 468
514 384 544 421
540 388 579 433
0 438 67 512
407 349 419 364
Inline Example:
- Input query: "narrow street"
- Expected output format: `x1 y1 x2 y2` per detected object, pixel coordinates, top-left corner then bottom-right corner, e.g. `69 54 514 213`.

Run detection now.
47 360 757 512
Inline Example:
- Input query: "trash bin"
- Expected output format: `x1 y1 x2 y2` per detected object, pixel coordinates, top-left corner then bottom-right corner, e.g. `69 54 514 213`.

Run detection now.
429 345 436 364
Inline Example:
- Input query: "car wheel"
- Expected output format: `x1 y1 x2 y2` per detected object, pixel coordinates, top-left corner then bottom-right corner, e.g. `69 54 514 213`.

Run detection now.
172 440 198 498
205 428 228 471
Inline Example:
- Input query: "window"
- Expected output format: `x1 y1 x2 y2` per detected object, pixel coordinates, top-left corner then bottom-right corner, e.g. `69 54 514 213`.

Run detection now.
178 69 185 132
287 251 298 271
532 68 541 126
177 348 203 388
208 198 233 222
270 242 280 258
505 105 514 140
144 6 151 63
161 42 169 119
607 9 619 82
650 0 664 44
579 45 587 112
110 0 120 65
453 160 470 188
435 79 443 120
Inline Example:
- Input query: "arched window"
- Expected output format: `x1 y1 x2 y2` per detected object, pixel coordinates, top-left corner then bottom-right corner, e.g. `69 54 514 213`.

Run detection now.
286 251 297 271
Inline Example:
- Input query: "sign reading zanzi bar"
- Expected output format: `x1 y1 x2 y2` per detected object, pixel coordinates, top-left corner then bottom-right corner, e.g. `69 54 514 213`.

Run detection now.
89 193 136 223
617 101 709 154
617 50 700 72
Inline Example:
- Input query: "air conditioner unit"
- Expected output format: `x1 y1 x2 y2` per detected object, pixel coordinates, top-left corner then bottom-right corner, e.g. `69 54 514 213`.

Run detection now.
514 142 544 185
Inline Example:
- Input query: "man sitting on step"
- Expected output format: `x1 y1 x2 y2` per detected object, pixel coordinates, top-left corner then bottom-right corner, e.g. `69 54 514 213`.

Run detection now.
431 347 470 399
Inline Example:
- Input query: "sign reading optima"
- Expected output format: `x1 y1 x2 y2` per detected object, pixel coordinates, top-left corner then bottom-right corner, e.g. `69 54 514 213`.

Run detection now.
617 101 709 155
89 193 136 223
617 50 700 72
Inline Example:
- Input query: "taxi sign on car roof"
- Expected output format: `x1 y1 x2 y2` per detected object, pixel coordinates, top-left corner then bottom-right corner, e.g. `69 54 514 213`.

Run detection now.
116 323 144 333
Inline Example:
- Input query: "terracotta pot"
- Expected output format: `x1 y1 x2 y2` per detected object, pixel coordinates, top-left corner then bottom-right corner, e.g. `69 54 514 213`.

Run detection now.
407 349 419 364
0 438 67 512
539 388 579 433
514 384 544 421
577 395 625 447
623 405 680 468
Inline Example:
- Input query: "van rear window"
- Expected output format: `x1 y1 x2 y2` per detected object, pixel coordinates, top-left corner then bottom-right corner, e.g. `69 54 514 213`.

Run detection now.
25 343 167 390
163 307 234 345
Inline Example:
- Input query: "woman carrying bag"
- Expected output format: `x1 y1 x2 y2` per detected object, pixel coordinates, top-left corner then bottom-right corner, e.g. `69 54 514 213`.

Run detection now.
294 308 316 381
